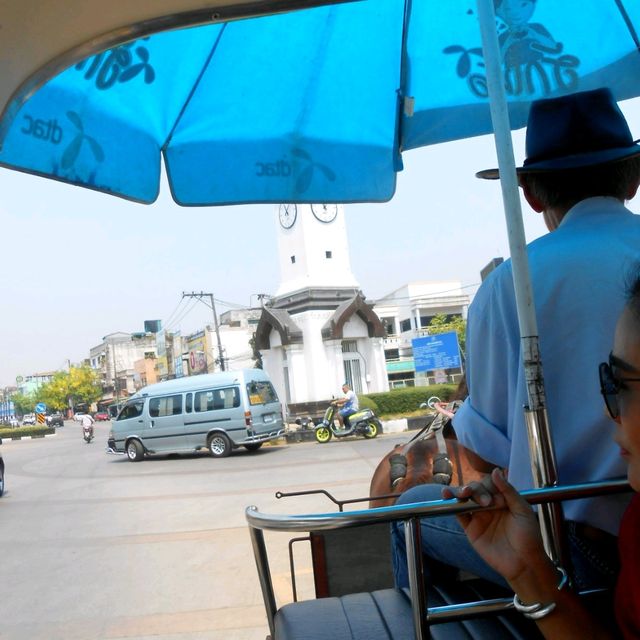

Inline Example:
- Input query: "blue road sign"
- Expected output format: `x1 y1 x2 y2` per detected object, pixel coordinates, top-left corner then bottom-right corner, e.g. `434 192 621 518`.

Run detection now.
35 402 47 414
412 332 461 372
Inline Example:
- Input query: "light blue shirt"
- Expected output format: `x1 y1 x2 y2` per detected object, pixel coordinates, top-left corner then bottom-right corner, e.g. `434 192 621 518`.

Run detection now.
453 197 639 535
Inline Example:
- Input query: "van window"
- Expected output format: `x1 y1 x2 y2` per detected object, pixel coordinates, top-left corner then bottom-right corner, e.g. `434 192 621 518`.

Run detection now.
117 400 144 420
149 395 182 417
194 386 240 412
247 381 278 405
185 393 193 413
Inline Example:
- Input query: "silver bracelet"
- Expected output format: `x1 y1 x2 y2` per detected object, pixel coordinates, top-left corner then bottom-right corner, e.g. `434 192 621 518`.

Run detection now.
512 567 570 620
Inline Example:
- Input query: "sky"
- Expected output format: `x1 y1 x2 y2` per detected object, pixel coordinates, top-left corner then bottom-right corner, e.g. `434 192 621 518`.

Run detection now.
1 97 640 388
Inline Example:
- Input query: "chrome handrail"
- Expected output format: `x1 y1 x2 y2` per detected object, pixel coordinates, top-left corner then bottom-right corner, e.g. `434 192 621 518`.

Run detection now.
246 478 630 531
246 478 630 639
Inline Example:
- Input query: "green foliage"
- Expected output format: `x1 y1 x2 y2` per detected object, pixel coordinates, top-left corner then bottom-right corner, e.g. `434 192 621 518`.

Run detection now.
36 367 102 411
11 391 37 415
358 396 379 413
427 313 467 355
0 425 55 439
249 333 263 369
363 384 457 417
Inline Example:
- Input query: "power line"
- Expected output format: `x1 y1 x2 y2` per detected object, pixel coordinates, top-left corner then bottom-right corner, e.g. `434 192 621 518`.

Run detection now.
213 297 246 310
164 299 194 331
163 297 188 328
165 297 199 332
372 282 480 305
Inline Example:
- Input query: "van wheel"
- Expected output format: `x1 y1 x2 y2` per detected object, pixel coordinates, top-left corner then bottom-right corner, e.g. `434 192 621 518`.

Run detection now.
126 440 144 462
208 433 232 458
244 443 263 452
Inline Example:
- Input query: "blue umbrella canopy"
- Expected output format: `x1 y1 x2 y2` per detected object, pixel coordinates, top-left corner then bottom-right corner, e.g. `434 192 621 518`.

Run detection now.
1 0 640 205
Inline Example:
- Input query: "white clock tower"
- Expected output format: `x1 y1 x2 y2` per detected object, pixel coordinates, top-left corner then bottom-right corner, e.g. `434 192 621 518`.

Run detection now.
256 203 389 415
275 204 359 296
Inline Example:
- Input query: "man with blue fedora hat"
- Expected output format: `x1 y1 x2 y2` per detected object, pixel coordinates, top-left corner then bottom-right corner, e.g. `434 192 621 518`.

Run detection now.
392 88 640 592
477 87 640 179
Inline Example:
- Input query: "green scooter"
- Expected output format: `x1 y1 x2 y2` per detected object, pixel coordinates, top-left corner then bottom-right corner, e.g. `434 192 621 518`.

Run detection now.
314 403 382 443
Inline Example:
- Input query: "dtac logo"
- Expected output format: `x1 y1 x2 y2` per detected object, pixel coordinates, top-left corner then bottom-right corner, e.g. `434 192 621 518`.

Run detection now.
60 111 104 170
21 111 105 184
256 160 292 177
256 147 335 194
21 116 63 144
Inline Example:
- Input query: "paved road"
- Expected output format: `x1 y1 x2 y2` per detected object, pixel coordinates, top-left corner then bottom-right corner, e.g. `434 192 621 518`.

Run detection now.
0 422 406 640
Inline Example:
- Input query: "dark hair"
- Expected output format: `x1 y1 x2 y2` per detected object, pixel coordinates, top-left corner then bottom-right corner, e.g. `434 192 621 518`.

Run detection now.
626 266 640 322
520 156 640 211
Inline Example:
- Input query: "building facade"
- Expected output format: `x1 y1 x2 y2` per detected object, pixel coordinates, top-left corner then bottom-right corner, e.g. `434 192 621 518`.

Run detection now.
16 372 57 396
374 281 469 387
89 332 157 403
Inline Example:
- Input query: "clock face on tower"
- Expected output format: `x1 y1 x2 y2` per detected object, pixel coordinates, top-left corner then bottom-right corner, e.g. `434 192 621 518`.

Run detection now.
278 204 297 229
311 203 338 223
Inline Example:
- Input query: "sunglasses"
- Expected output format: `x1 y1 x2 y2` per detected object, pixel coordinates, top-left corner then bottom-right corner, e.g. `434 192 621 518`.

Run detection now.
599 356 640 419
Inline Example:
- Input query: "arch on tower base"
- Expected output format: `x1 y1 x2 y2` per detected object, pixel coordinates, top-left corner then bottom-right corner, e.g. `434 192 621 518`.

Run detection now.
321 293 386 340
254 308 303 350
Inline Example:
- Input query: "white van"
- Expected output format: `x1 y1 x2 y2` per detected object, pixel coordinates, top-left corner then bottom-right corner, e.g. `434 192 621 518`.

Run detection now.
106 369 284 461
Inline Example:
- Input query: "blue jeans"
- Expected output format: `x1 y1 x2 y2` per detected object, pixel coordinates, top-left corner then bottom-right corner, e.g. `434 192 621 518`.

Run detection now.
391 483 619 591
338 408 356 425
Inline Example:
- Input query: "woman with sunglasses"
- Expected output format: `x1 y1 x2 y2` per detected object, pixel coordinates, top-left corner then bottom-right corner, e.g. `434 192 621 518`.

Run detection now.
443 272 640 638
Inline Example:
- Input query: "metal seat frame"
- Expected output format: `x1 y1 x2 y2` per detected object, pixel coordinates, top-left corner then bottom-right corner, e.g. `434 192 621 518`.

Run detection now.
246 478 630 640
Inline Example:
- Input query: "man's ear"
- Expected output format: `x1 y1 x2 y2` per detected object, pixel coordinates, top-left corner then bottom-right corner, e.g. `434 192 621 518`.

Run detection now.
520 180 545 213
626 179 640 201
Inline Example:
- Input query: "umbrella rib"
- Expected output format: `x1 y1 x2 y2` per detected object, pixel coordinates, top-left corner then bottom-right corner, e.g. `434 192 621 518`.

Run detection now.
394 0 413 164
614 0 640 52
163 23 228 151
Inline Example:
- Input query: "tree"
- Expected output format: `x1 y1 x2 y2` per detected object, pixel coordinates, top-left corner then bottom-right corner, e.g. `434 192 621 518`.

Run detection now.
38 367 102 413
38 374 71 412
249 333 263 369
428 313 467 356
11 391 37 415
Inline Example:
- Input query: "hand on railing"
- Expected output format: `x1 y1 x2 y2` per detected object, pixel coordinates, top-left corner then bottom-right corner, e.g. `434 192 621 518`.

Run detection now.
419 396 455 419
441 468 544 584
433 402 455 419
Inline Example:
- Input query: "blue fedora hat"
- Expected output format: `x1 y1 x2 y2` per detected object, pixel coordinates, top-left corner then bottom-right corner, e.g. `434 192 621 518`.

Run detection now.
477 88 640 180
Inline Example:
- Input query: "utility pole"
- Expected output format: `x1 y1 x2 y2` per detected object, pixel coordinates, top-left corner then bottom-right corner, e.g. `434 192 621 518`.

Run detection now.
182 291 226 372
255 293 272 308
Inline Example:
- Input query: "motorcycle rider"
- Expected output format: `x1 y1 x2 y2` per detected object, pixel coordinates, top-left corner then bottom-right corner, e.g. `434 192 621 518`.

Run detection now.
81 412 95 441
332 383 359 428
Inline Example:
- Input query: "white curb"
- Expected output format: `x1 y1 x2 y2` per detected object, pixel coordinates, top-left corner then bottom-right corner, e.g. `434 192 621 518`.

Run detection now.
381 419 408 434
1 433 57 442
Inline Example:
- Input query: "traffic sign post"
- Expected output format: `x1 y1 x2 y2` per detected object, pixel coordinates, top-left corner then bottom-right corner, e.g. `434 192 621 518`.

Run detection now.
35 402 47 425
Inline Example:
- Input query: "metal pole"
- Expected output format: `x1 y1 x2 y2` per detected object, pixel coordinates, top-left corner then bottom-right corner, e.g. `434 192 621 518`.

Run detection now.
405 518 428 640
247 508 278 638
208 293 226 372
182 292 227 372
476 0 564 566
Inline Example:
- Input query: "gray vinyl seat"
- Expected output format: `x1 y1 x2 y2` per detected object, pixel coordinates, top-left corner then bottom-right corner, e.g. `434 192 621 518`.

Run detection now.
274 582 544 640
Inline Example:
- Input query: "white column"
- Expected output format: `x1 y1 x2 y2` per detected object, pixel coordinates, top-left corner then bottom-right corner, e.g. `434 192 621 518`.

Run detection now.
287 344 308 403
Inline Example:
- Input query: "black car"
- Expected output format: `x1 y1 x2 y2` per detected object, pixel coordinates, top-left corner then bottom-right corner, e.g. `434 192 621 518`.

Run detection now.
46 413 64 427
